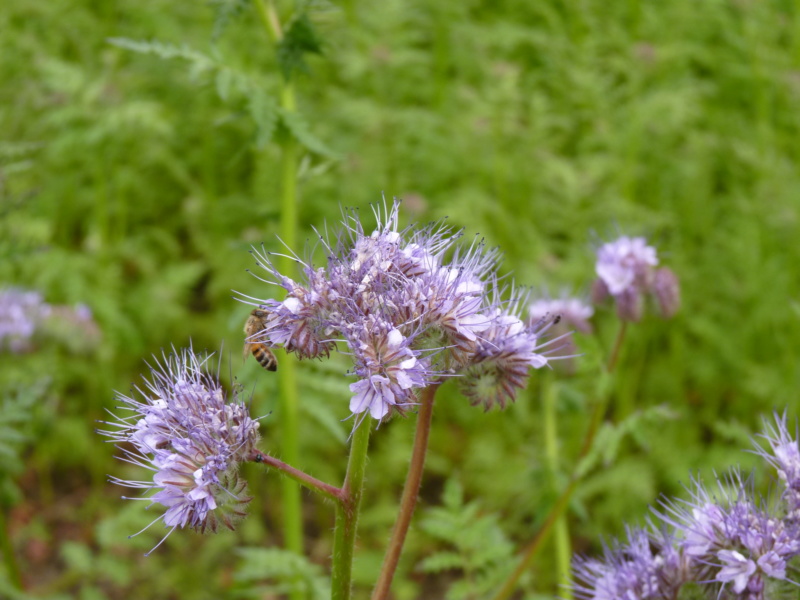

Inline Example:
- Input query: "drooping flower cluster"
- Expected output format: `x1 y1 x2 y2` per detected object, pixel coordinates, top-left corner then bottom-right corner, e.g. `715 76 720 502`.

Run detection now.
572 414 800 600
591 236 680 322
243 200 558 419
100 348 260 554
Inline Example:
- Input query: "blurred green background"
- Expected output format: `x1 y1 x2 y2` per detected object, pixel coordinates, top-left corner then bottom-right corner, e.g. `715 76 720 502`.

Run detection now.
2 0 800 598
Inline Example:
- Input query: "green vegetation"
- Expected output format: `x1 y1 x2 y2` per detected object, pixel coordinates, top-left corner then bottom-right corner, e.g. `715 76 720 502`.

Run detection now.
2 0 799 598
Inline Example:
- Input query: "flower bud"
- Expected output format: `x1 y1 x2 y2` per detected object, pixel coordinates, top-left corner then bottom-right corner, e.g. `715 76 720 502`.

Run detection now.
590 278 610 305
652 267 680 318
615 287 644 322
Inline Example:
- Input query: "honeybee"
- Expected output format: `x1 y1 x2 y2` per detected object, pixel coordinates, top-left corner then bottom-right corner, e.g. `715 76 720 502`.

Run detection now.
243 308 278 372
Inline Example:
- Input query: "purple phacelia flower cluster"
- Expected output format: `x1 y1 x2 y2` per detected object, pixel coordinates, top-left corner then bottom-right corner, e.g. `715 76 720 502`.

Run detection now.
100 348 260 554
0 288 50 353
572 414 800 600
243 200 558 419
591 236 680 322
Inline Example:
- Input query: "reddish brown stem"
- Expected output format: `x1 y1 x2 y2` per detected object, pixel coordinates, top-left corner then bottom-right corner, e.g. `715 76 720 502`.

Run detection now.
249 449 344 503
371 384 439 600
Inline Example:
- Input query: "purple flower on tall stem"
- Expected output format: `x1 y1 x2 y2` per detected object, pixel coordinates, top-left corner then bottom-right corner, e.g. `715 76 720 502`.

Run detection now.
242 200 556 420
100 348 260 554
591 235 680 321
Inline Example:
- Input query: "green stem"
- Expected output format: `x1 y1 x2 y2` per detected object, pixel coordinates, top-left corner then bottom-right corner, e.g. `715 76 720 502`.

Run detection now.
253 0 303 574
0 505 22 590
331 417 372 600
491 324 629 600
371 384 439 600
542 374 572 598
250 450 344 504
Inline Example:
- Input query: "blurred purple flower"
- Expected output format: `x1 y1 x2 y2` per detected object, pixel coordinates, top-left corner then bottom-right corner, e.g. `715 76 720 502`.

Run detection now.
0 288 49 353
592 236 680 322
243 200 556 420
595 236 658 296
100 348 260 554
528 294 594 335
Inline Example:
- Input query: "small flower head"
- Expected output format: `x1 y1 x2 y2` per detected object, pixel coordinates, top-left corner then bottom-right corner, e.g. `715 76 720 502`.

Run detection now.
347 317 430 419
458 288 555 410
572 526 690 600
100 348 260 554
243 200 558 421
756 414 800 520
595 236 658 296
592 236 679 322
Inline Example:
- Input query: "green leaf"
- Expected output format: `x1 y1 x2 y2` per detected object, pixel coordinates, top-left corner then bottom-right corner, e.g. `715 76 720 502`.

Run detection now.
276 14 323 80
279 108 337 158
419 551 464 573
249 90 280 148
233 547 329 600
107 38 217 76
210 0 250 41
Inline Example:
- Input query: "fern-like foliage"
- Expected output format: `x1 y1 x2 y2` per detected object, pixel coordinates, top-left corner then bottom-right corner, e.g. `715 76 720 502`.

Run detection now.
107 37 335 157
209 0 251 41
0 379 48 506
575 405 677 478
232 547 329 599
277 14 323 80
418 478 515 600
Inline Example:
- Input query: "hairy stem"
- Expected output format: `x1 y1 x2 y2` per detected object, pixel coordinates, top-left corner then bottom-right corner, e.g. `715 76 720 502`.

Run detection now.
253 0 303 577
371 384 439 600
331 417 372 600
249 450 344 503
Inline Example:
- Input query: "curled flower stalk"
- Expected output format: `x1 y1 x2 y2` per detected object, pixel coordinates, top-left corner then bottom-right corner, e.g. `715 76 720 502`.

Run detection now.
100 348 261 554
